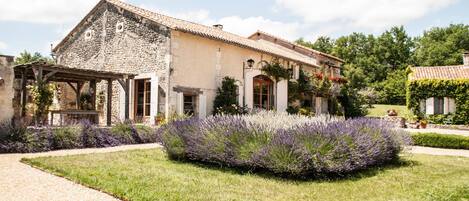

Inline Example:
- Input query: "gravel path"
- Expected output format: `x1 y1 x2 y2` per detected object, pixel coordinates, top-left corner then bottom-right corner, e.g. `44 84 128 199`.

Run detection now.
404 128 469 137
407 146 469 158
0 143 162 201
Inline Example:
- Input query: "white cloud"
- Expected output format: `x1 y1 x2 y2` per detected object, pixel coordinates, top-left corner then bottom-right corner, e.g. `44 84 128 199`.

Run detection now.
0 41 7 50
275 0 457 31
218 16 302 40
0 0 99 24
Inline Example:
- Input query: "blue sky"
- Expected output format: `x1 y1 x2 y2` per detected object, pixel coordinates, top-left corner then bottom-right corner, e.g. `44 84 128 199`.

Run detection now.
0 0 468 57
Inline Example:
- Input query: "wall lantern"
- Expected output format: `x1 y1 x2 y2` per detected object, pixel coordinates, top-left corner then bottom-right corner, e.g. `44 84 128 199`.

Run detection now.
246 59 255 68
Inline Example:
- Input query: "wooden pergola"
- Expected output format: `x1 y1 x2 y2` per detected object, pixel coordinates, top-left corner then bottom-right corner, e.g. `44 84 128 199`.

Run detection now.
13 61 135 126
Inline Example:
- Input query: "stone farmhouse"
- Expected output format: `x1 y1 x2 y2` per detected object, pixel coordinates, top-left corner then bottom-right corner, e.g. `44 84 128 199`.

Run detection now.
19 0 344 125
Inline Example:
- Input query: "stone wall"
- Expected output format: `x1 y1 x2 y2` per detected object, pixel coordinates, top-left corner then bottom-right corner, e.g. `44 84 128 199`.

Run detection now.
0 55 15 122
55 2 171 124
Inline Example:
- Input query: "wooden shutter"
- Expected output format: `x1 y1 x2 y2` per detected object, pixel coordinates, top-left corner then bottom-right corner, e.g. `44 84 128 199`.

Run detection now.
425 98 434 115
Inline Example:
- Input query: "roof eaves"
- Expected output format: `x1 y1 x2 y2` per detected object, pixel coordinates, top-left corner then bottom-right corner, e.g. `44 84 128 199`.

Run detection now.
250 31 345 63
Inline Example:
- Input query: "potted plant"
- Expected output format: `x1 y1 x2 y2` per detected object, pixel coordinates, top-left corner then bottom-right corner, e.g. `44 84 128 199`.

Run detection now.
155 113 165 125
420 119 428 129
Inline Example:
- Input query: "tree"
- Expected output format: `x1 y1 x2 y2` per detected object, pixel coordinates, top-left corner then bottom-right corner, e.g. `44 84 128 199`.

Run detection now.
296 36 334 54
213 77 245 115
333 33 387 82
338 65 368 118
375 26 414 71
414 24 469 66
288 68 313 103
14 51 54 65
375 69 407 105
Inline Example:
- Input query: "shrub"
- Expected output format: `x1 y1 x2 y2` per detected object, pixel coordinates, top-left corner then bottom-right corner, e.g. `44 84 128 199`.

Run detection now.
411 133 469 150
50 126 82 149
213 77 245 115
157 113 410 177
111 122 156 144
1 120 156 153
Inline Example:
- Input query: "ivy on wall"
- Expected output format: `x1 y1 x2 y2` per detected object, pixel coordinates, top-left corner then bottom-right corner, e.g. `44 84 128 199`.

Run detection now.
406 79 469 124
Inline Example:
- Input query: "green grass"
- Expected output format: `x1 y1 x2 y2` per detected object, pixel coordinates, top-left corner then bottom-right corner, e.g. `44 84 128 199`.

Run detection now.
367 104 413 118
22 149 469 201
412 133 469 150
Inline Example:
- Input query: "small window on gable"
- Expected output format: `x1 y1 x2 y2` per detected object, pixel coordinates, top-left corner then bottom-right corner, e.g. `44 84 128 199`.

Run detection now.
84 30 94 40
116 22 124 33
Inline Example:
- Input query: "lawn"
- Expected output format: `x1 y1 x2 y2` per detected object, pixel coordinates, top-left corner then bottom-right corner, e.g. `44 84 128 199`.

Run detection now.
22 149 469 201
367 104 413 118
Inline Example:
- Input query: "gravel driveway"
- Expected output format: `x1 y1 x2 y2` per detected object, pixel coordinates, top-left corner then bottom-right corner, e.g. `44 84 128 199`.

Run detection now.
0 143 162 201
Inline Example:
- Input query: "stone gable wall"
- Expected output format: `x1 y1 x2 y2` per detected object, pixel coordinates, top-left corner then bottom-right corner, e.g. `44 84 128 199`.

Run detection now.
55 2 171 123
0 55 15 122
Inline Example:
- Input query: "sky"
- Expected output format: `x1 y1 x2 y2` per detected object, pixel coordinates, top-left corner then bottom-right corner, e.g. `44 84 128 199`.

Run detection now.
0 0 468 57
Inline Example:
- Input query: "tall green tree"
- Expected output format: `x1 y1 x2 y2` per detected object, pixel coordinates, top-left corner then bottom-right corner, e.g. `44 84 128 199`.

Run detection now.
376 26 414 71
297 36 334 54
213 77 243 115
333 33 386 82
14 51 53 65
414 24 469 66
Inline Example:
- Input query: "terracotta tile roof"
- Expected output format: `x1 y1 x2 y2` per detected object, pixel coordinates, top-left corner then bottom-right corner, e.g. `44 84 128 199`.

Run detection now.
54 0 321 68
249 31 344 63
409 65 469 81
107 0 322 67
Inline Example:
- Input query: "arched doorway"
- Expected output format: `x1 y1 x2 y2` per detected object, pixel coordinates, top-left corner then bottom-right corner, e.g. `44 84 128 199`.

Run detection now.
253 75 274 110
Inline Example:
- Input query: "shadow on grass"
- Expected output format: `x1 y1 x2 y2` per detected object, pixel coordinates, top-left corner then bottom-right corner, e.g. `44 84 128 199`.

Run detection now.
168 157 421 183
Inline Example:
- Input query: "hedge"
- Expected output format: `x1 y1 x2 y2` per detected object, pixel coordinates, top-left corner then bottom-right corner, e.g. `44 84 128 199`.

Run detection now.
411 133 469 150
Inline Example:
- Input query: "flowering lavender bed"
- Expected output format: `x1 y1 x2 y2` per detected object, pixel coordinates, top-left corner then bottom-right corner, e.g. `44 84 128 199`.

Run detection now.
0 120 156 153
157 112 411 177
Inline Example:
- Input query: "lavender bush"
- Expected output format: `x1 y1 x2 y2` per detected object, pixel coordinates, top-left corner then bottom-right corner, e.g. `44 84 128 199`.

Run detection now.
157 113 410 177
0 120 157 153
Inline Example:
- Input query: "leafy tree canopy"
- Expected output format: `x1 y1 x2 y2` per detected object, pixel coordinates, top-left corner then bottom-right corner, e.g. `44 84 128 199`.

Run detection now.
296 24 468 106
14 51 54 65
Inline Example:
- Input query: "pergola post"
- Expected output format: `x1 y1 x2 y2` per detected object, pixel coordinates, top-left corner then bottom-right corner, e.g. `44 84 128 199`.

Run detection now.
107 79 112 127
90 80 97 110
117 78 131 121
76 82 83 110
125 79 130 120
20 69 27 117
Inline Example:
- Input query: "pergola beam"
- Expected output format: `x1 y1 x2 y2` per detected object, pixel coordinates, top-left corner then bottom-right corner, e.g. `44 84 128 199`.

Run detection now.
43 70 59 82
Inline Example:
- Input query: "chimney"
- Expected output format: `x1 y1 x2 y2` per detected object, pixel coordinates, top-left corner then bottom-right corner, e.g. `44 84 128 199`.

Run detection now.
213 24 223 30
464 51 469 66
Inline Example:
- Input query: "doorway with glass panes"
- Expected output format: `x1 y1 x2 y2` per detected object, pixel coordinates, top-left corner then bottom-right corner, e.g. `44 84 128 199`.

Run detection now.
134 79 151 122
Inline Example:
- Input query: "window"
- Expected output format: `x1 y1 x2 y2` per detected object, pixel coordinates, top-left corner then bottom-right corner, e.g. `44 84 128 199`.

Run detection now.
116 22 124 33
135 79 151 118
253 75 274 110
183 95 197 115
434 97 444 115
85 30 93 40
